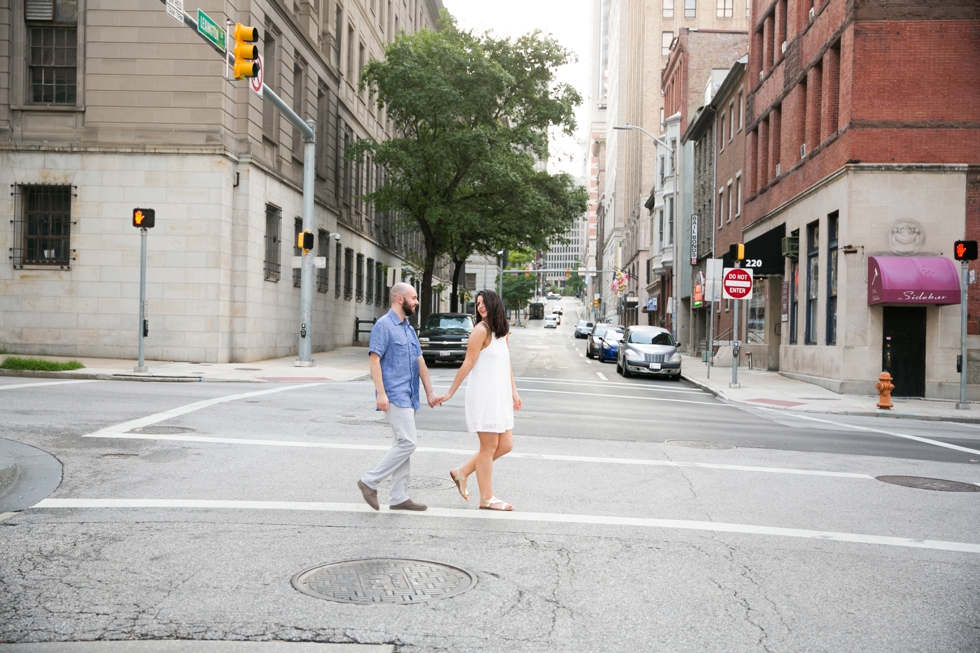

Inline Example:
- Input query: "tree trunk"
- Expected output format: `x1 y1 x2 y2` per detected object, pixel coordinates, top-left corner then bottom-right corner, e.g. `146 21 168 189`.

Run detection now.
421 249 437 325
450 256 464 312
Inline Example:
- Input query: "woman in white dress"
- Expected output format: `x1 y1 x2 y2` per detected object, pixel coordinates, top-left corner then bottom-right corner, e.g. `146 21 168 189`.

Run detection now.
437 289 521 511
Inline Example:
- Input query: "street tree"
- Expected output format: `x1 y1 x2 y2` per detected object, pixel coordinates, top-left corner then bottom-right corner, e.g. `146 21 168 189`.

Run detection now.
349 12 584 322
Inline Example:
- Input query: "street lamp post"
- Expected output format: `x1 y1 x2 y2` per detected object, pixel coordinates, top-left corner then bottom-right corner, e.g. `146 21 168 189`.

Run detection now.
613 124 677 339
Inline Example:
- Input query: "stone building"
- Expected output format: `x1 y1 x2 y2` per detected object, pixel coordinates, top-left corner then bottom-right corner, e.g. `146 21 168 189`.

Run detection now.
0 0 447 363
743 0 980 397
658 27 748 350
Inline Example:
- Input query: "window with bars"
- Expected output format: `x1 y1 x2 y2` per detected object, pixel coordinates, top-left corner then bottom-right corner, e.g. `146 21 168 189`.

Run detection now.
10 185 74 268
335 242 342 298
366 257 375 303
355 253 364 301
293 218 303 287
27 0 78 105
317 229 329 292
264 204 281 281
376 261 384 306
826 212 839 346
343 247 353 300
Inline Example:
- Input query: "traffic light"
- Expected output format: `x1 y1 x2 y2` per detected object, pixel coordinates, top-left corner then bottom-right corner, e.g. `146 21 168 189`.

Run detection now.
132 208 155 229
693 283 703 308
954 240 978 261
594 298 600 308
297 230 314 252
730 242 745 261
231 23 259 79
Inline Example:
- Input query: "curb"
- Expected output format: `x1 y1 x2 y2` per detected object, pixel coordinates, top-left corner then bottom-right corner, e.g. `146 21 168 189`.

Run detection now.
681 373 980 424
0 462 20 499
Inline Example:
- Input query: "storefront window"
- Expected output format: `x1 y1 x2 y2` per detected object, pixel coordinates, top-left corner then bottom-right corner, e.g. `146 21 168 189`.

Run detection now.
826 212 838 345
747 278 766 344
805 222 819 345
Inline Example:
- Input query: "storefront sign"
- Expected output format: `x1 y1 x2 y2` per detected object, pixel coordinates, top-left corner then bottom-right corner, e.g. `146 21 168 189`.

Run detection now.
867 256 960 305
646 297 657 311
690 214 698 265
724 224 786 275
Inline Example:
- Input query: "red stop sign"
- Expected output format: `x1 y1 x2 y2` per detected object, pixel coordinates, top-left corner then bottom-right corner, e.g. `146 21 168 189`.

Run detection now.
722 268 753 299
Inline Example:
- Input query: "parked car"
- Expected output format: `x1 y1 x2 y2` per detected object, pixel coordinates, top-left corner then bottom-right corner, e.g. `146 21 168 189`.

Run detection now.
616 326 682 379
544 315 558 328
586 323 624 359
418 313 476 365
574 320 595 338
598 328 625 362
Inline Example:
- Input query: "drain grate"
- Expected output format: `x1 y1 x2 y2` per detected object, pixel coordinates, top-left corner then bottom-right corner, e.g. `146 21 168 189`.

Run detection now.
292 558 476 604
876 476 980 493
665 440 736 450
128 426 195 435
376 476 456 491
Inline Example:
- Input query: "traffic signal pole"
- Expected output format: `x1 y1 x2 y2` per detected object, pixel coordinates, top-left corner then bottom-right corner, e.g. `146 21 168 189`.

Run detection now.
159 1 317 365
136 227 148 373
958 260 969 409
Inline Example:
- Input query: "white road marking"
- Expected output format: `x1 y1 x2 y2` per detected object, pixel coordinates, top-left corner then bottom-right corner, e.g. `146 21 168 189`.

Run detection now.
516 377 703 395
597 372 608 381
0 380 99 391
82 383 324 438
33 498 980 554
759 408 980 456
83 431 872 479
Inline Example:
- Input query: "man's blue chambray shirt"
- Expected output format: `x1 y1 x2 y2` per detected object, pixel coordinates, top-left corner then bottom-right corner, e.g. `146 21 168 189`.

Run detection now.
369 309 423 411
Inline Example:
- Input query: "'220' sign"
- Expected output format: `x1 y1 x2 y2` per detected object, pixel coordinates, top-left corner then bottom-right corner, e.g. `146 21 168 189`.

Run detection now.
742 259 763 268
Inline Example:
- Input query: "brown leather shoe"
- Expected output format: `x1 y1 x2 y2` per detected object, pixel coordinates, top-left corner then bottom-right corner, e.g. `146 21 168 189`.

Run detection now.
357 480 379 511
389 499 427 511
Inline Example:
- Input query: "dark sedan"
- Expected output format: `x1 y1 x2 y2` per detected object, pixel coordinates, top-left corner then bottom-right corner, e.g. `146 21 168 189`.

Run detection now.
418 313 476 365
616 326 682 379
586 323 624 359
598 328 625 363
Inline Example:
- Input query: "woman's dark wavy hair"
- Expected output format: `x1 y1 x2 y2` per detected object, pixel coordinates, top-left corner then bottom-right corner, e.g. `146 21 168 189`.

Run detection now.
475 289 509 339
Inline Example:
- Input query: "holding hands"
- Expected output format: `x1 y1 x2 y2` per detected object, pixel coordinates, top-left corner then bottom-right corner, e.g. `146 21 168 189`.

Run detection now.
513 392 522 411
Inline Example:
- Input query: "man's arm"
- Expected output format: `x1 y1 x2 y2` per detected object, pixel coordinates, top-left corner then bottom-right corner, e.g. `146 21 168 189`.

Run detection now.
369 352 388 411
418 356 438 408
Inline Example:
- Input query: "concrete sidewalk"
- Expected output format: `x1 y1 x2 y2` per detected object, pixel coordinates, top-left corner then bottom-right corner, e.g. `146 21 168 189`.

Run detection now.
0 348 372 384
681 354 980 424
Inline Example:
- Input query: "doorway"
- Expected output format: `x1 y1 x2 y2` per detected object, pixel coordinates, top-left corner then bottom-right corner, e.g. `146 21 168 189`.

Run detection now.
882 306 926 397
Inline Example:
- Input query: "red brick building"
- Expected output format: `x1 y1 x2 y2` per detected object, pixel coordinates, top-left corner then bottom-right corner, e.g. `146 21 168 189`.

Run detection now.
742 0 980 397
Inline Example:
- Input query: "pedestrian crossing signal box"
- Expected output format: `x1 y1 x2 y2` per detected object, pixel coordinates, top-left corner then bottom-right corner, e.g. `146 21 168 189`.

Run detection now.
954 240 978 261
132 208 155 229
297 230 314 252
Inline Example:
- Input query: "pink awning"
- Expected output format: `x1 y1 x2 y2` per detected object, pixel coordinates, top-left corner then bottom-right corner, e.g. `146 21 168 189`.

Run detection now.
868 256 961 306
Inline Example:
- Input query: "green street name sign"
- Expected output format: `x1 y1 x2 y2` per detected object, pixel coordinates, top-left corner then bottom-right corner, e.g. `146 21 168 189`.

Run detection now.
197 9 225 52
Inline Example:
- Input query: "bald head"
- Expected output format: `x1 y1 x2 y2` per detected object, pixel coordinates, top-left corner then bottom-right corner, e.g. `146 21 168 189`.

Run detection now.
390 282 419 318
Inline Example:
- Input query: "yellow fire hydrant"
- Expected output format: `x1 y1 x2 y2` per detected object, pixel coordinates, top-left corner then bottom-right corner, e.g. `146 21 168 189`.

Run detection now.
876 371 895 410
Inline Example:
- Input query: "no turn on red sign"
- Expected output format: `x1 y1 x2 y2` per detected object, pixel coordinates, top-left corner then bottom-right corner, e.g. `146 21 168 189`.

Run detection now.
722 267 753 300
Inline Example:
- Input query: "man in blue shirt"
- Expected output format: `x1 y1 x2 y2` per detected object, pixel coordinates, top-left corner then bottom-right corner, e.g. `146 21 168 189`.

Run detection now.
357 282 439 511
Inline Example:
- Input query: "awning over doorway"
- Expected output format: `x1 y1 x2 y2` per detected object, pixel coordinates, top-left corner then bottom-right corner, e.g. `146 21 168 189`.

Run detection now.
722 224 785 275
867 256 961 306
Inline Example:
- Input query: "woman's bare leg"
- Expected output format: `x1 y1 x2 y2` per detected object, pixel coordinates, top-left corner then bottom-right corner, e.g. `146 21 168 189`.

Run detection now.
474 431 500 501
458 429 512 479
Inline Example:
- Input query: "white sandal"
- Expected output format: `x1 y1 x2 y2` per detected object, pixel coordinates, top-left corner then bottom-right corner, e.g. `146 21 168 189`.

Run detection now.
479 496 513 511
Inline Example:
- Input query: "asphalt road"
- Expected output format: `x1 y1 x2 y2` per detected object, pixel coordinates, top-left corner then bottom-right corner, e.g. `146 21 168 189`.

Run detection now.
2 297 979 652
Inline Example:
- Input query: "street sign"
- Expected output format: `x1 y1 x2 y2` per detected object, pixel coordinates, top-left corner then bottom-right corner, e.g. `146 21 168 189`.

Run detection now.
197 9 226 52
165 0 184 24
722 267 753 300
690 214 698 265
249 53 264 97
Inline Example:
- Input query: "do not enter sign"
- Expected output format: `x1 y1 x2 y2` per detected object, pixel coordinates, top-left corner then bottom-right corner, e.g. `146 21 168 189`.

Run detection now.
722 267 753 300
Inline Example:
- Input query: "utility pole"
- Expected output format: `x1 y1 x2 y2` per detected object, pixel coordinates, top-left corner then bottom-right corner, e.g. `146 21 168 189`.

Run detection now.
132 208 155 372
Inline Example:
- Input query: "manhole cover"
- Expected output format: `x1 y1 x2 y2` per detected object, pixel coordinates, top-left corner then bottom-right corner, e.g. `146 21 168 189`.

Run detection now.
376 476 456 490
876 476 980 492
128 426 195 434
665 440 735 450
292 558 476 604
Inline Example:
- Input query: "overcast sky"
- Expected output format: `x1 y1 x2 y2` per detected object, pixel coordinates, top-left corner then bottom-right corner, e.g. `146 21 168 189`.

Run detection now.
440 0 591 178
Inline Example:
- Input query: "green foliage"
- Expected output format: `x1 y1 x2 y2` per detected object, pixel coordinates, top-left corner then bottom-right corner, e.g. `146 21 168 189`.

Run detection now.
348 12 586 321
1 356 84 372
499 272 538 311
564 272 586 296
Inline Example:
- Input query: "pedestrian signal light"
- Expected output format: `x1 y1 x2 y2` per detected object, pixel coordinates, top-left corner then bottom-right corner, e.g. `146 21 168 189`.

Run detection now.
566 267 571 279
730 242 745 261
954 240 978 261
693 283 703 308
297 230 314 252
232 24 260 79
132 208 155 229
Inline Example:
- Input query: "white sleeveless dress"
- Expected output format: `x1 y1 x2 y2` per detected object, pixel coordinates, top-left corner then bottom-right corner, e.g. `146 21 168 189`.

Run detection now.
464 333 515 434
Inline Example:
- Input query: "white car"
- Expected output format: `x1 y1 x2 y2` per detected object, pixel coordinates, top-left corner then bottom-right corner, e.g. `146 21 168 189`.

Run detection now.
543 315 558 328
